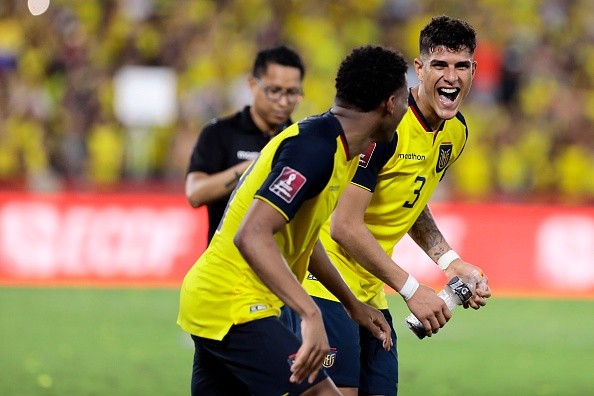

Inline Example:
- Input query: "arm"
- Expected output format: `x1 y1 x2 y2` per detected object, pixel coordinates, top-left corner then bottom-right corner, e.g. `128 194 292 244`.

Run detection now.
308 240 392 350
408 205 492 308
330 184 450 337
233 199 328 385
185 160 252 208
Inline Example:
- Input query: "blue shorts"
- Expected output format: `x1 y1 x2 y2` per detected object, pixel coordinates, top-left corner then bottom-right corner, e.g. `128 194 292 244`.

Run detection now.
281 298 398 395
191 316 329 396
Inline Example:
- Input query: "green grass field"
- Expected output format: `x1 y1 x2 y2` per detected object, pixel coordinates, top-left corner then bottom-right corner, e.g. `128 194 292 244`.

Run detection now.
1 287 593 395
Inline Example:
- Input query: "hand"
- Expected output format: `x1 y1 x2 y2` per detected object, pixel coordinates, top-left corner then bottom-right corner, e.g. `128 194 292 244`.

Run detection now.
345 301 393 351
445 260 492 309
289 310 330 384
406 284 451 338
467 270 491 309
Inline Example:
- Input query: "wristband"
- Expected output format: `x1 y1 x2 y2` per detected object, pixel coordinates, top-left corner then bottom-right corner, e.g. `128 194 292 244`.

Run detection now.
437 250 460 270
399 274 419 300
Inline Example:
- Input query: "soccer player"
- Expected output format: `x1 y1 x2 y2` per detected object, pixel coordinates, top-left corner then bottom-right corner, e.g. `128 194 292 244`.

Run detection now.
185 45 305 243
177 45 410 395
297 16 492 396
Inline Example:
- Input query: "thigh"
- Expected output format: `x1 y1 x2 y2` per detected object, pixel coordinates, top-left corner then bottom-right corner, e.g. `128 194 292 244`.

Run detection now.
200 316 329 396
191 335 251 396
359 309 398 396
309 297 361 388
279 304 299 333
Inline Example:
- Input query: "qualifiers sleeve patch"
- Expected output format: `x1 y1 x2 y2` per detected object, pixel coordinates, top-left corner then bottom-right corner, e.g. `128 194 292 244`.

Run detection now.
269 166 307 203
358 143 376 168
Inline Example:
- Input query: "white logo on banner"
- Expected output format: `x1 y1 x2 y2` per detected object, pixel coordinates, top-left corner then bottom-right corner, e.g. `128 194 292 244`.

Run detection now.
0 202 195 278
536 215 594 290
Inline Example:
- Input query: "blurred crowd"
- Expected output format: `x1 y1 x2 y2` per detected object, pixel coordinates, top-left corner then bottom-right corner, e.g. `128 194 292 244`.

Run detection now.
1 0 594 203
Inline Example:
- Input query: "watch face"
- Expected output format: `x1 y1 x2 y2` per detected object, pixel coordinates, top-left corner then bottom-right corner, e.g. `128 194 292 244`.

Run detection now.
449 277 473 303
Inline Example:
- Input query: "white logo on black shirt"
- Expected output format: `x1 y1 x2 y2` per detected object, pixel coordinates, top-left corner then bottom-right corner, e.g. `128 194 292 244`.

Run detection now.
237 150 259 160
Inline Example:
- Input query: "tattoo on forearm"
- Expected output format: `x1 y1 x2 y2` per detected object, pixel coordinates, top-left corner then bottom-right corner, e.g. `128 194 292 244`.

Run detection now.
408 206 451 262
224 172 241 189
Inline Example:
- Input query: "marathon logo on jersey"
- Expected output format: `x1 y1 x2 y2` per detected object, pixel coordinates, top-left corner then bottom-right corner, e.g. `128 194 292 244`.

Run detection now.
307 273 318 281
436 143 453 173
323 349 337 368
269 166 306 203
359 143 376 168
237 150 259 161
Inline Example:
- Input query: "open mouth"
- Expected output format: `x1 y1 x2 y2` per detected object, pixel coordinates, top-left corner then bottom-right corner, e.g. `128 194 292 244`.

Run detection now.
437 87 460 104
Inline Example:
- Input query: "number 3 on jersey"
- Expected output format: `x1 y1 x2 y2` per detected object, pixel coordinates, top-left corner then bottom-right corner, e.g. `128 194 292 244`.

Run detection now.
402 176 426 208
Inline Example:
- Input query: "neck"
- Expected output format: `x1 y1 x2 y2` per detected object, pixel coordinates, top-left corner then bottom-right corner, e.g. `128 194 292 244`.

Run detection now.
249 107 277 136
412 86 441 132
331 104 378 158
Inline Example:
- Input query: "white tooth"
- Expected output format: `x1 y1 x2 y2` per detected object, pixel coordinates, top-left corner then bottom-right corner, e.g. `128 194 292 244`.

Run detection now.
441 88 456 93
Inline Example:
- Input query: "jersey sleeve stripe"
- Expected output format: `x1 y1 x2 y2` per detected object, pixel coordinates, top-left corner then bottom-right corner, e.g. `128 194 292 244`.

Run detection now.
254 195 290 222
349 181 372 192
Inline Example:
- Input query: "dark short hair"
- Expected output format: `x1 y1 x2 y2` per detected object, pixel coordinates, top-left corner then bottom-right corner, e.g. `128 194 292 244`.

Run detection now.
252 45 305 80
335 45 407 112
419 15 476 57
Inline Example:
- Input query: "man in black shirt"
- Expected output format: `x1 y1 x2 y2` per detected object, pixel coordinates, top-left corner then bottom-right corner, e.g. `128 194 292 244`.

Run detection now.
186 45 305 242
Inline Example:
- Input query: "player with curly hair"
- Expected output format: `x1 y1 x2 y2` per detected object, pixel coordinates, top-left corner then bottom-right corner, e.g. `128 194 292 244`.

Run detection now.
178 45 409 395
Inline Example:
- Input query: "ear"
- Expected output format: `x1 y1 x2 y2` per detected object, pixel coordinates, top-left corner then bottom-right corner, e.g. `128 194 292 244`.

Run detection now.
247 75 258 94
385 95 396 115
413 58 423 81
471 60 478 78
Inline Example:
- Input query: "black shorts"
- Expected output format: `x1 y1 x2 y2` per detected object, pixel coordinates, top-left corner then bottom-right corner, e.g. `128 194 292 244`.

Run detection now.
281 298 398 395
191 316 329 396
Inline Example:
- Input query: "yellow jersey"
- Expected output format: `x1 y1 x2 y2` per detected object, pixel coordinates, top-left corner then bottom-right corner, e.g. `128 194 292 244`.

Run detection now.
178 112 360 340
304 92 468 309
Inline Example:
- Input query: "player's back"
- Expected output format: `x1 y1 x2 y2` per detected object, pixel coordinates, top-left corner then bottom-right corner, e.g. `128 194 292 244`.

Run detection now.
178 112 359 339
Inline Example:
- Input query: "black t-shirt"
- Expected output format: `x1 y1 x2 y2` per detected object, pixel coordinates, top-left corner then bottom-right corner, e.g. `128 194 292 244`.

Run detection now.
187 106 290 242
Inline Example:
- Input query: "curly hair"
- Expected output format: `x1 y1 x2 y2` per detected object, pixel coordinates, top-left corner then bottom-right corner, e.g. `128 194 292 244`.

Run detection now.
335 45 408 112
419 15 476 57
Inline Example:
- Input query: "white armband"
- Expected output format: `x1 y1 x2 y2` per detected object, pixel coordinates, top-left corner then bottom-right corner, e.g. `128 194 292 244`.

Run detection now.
437 250 460 270
399 274 419 300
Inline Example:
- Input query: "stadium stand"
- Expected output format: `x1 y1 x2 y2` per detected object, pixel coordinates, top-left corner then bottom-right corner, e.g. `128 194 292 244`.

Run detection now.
1 0 594 203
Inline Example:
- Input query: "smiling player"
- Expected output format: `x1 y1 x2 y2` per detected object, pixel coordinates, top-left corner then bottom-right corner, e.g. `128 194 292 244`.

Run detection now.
293 16 492 396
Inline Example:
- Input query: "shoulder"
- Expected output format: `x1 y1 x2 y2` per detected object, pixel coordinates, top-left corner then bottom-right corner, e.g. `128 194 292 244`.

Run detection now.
365 134 397 164
352 134 397 190
454 111 468 128
195 111 243 148
270 114 342 176
201 109 243 133
295 113 342 154
448 111 469 140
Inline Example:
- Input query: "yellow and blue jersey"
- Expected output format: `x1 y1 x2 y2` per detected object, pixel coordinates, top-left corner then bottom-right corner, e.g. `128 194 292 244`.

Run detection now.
304 92 468 309
178 111 360 340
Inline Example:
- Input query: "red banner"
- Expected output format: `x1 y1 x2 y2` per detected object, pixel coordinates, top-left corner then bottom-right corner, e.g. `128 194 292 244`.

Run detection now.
393 202 594 298
1 193 593 297
0 193 207 287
